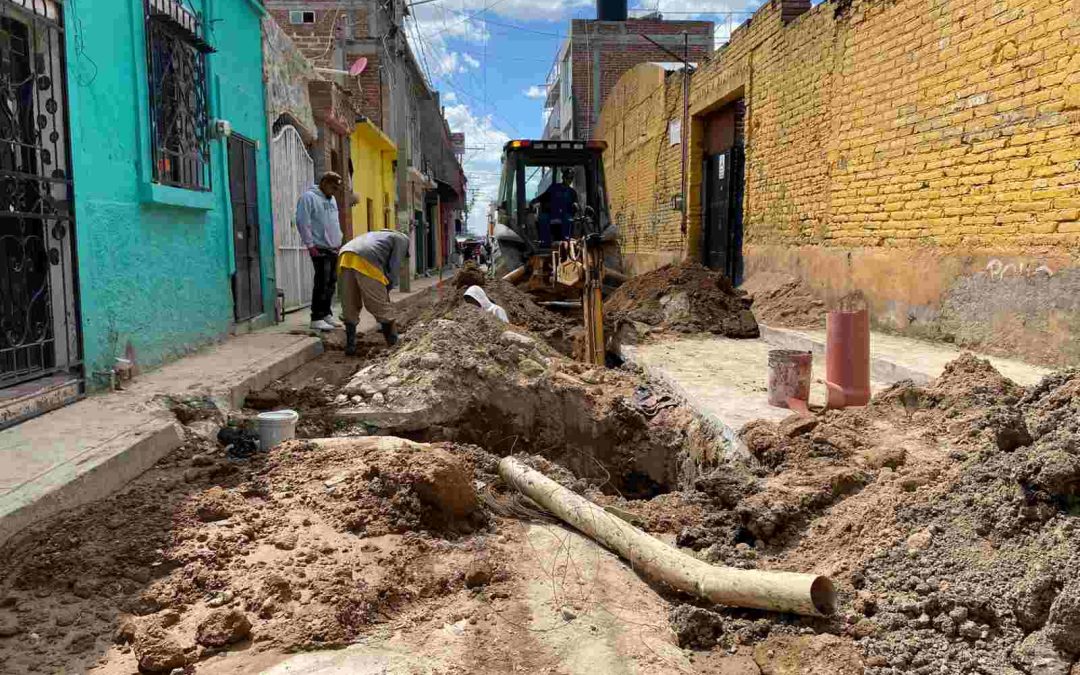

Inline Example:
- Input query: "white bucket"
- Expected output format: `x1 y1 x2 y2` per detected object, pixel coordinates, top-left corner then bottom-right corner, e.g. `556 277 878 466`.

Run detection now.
256 409 299 451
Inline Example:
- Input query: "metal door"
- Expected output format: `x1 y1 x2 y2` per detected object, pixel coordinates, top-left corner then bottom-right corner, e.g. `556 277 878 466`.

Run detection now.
269 125 314 312
703 146 745 284
228 134 263 322
0 0 81 390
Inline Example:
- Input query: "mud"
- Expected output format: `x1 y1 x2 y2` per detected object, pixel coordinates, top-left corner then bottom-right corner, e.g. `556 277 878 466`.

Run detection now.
605 260 759 338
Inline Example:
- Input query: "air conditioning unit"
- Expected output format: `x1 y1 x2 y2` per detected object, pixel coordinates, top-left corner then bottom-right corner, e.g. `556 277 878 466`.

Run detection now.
289 10 315 24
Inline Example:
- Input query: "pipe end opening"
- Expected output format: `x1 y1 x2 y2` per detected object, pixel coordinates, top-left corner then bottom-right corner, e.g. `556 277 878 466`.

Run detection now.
811 576 837 616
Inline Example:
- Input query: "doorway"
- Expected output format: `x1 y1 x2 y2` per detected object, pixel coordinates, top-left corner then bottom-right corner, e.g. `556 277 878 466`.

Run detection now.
701 100 746 284
228 134 263 322
0 0 82 423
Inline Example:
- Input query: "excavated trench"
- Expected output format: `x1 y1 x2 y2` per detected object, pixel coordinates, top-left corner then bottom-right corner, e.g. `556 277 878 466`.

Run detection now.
259 310 717 502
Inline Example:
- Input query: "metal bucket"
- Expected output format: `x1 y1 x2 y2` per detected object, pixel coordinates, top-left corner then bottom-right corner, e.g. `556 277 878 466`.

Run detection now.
767 349 813 409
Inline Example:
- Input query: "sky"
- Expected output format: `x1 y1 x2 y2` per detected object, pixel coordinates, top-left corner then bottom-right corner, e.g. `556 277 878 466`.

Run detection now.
403 0 764 234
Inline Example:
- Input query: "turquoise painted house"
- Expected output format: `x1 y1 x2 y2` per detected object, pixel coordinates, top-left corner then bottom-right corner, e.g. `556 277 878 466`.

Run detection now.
65 0 275 385
0 0 273 407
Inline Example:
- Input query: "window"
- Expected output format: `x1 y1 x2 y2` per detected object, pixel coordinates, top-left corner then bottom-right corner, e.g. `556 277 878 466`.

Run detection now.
383 193 391 230
145 0 212 191
289 10 316 24
366 198 374 232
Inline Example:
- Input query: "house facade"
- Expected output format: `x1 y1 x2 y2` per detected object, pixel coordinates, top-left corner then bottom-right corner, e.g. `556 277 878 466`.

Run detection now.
0 0 274 425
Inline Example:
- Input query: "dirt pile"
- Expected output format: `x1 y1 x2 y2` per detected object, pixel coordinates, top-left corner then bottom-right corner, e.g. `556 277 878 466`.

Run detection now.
605 260 759 337
333 305 712 497
657 355 1080 673
398 269 572 339
0 435 494 673
740 272 827 329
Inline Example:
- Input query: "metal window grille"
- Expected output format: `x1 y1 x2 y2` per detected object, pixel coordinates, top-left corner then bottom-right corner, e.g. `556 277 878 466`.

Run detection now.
144 0 211 191
0 0 82 389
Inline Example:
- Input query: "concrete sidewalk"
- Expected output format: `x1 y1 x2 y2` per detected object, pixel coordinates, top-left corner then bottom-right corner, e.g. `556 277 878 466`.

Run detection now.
621 326 1051 457
0 274 446 548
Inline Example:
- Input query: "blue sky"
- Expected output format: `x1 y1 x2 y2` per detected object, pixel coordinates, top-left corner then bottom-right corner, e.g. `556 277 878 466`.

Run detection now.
405 0 763 233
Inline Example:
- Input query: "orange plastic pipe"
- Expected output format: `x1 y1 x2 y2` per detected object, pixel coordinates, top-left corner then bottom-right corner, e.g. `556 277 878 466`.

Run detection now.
825 309 871 409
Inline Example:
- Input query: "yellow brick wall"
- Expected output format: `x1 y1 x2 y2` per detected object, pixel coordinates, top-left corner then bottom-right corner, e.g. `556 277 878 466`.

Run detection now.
600 0 1080 364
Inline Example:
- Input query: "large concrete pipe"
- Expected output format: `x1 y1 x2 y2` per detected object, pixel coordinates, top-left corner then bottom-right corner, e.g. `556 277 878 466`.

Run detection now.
498 457 836 617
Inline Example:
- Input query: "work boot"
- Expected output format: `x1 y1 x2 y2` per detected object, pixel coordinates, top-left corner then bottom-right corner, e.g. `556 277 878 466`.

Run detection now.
379 321 399 347
344 322 358 356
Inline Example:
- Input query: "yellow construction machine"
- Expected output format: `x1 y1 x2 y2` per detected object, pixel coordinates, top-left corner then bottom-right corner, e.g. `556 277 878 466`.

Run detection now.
492 140 623 365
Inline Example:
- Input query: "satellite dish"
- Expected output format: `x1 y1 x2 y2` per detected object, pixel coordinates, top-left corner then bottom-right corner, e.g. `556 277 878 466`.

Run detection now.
349 57 368 77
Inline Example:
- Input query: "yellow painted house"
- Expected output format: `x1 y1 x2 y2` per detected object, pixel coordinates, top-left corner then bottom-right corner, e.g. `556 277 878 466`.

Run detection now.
350 118 397 234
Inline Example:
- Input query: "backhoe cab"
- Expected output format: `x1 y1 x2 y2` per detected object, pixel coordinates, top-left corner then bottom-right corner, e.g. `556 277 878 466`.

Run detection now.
491 139 621 295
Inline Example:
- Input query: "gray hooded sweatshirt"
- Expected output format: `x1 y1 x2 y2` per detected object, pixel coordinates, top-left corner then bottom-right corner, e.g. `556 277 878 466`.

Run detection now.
339 231 410 290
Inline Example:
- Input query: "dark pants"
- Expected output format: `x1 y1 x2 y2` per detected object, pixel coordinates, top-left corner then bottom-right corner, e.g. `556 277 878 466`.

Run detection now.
311 249 338 321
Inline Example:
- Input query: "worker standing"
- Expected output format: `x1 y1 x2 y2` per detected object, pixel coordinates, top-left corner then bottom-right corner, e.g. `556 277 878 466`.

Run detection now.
295 172 344 332
337 230 410 354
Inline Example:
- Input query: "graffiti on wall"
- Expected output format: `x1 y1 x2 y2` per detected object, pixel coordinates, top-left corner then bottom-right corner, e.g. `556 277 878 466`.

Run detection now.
983 259 1055 281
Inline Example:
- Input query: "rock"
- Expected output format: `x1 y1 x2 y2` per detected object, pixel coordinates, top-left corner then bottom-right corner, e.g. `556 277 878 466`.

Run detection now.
113 615 137 644
196 609 252 647
158 609 181 628
669 604 725 650
499 331 536 349
560 607 577 622
274 531 299 551
206 590 234 608
778 414 819 438
54 607 79 627
464 561 493 589
383 376 402 388
194 487 235 522
133 627 188 672
419 352 442 369
958 620 984 640
351 395 363 404
1045 579 1080 655
244 389 281 411
359 383 380 398
65 630 96 653
518 358 546 377
190 453 215 467
905 528 934 553
853 591 877 616
1016 566 1060 632
1013 630 1072 675
371 393 386 406
0 614 21 637
865 446 907 470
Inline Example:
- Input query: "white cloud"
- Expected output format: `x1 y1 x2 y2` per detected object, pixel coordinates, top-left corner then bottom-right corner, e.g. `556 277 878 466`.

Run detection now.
523 85 547 99
442 103 510 233
443 92 457 102
462 53 481 69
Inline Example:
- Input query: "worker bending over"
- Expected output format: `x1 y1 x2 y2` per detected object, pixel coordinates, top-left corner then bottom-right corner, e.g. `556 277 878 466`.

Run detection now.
337 230 410 354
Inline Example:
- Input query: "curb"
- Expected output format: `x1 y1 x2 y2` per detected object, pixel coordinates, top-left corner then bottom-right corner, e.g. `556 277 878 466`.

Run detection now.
0 416 183 548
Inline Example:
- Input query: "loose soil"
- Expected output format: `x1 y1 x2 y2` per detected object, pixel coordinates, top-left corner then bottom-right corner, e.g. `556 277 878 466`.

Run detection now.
605 260 759 339
2 263 1078 675
739 272 827 329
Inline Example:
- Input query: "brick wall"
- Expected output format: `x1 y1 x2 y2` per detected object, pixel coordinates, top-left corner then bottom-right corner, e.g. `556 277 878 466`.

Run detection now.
570 19 713 140
600 0 1080 365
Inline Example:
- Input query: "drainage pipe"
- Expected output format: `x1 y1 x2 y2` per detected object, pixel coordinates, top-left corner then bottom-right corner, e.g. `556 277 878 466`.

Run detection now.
498 457 836 617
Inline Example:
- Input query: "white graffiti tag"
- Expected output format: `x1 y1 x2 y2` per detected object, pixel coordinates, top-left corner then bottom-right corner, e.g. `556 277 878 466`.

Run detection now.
984 259 1054 281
